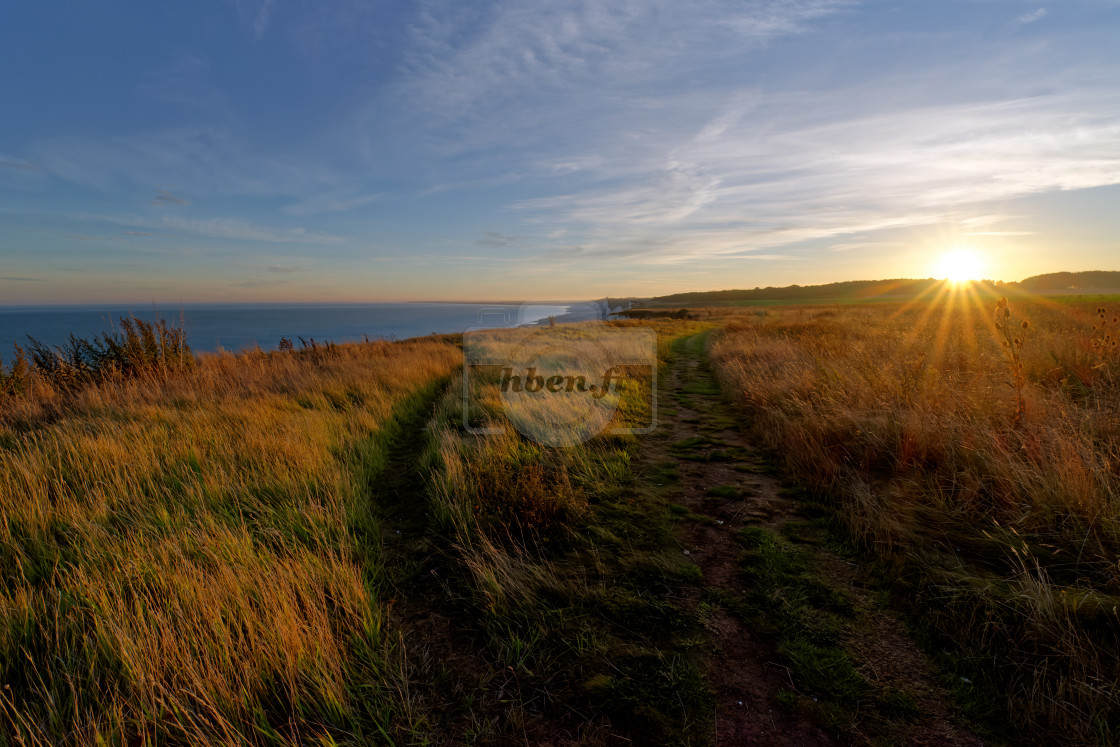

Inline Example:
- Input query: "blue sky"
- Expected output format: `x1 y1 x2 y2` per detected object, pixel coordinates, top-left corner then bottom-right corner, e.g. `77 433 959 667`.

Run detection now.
2 0 1119 303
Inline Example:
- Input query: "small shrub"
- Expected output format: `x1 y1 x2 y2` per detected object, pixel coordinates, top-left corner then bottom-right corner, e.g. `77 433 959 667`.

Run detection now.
0 347 31 399
19 315 193 393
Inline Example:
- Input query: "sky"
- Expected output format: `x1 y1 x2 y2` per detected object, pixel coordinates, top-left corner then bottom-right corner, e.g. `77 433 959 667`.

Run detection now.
1 0 1119 304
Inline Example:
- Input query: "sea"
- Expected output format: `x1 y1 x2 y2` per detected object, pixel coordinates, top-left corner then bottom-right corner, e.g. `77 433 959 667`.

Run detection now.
0 302 592 358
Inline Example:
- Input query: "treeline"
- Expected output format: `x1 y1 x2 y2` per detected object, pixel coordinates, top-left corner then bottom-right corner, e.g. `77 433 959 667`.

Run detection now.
614 308 692 320
648 278 948 306
1008 270 1120 293
644 270 1120 307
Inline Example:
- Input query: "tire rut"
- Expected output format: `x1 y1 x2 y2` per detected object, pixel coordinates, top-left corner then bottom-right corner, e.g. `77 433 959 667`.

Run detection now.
645 333 983 746
368 380 494 743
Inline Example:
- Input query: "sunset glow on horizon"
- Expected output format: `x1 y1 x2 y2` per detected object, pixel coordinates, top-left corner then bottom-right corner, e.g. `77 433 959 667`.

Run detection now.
2 2 1119 304
934 249 988 285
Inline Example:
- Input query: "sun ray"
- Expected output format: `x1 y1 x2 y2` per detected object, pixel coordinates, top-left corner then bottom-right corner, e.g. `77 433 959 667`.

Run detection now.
895 282 956 353
887 278 954 325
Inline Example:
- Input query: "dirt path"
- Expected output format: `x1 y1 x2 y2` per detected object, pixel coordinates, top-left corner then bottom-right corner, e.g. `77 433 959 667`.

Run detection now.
366 382 502 743
645 332 984 746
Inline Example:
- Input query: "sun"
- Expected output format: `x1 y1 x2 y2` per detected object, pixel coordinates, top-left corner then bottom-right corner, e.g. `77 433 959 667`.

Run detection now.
935 248 985 285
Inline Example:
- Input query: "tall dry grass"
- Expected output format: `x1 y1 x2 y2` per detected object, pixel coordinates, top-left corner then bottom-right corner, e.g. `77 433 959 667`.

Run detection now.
709 292 1120 742
426 321 661 613
1 337 460 744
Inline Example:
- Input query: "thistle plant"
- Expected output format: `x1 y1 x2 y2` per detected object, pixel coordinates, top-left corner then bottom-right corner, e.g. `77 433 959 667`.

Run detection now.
994 297 1029 426
1091 307 1118 357
1088 306 1119 388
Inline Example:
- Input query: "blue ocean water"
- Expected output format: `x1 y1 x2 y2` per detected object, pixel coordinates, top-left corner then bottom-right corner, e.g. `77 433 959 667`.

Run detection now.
0 303 578 358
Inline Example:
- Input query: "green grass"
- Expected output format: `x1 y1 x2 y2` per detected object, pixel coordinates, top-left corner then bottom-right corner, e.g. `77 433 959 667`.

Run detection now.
651 460 681 486
706 524 940 740
733 458 777 474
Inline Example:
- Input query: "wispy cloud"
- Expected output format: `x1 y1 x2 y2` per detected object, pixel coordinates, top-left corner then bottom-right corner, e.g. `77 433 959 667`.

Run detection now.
228 0 277 37
0 155 37 171
26 126 342 199
65 234 123 241
157 216 342 244
284 191 383 216
98 214 344 244
1015 8 1048 25
959 214 1023 227
358 0 852 157
339 0 1120 268
0 276 45 282
512 83 1120 264
230 277 292 288
829 241 901 253
475 232 524 247
151 188 190 206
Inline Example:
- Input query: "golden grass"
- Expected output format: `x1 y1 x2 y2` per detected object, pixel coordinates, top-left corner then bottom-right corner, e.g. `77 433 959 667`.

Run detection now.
1 338 460 744
1 316 705 744
424 319 700 605
708 291 1120 741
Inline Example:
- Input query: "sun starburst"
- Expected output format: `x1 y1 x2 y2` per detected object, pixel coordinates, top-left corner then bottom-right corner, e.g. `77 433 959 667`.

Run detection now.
935 249 985 284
